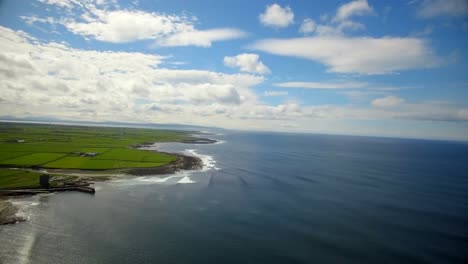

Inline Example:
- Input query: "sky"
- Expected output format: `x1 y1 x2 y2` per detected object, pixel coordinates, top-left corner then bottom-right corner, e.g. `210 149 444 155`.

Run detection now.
0 0 468 140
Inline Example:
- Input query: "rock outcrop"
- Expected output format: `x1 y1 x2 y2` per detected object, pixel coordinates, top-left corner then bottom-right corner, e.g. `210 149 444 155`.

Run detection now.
0 199 25 225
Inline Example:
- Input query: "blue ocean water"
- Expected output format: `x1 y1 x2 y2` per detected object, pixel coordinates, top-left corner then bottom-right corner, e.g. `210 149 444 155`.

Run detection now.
1 131 468 263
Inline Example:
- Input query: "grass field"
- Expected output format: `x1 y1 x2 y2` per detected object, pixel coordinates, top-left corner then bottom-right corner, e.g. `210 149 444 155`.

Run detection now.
0 168 81 189
43 157 166 169
0 168 43 189
0 122 193 188
0 153 67 166
95 148 176 163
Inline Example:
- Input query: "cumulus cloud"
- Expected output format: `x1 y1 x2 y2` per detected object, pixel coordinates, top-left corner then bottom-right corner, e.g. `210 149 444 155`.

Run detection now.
275 81 367 89
371 96 405 107
299 18 316 35
27 0 246 46
418 0 468 18
64 10 194 43
259 4 294 28
224 53 271 74
333 0 374 22
250 36 442 74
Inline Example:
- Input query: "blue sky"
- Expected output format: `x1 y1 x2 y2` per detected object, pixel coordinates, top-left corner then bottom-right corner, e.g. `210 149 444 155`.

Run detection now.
0 0 467 140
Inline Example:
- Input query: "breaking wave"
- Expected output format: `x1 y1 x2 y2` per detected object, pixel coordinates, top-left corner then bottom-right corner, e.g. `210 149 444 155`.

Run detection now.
184 149 220 171
111 171 198 186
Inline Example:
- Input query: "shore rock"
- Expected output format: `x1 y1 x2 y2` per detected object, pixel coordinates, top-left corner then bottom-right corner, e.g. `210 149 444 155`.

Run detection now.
0 198 25 225
179 138 217 144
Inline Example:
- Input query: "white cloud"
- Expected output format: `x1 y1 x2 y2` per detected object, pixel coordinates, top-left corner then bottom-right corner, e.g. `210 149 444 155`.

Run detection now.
38 0 79 10
264 91 288 96
300 0 374 37
314 22 365 36
333 0 374 22
259 4 294 28
299 18 316 35
250 36 442 74
371 96 405 107
224 53 271 74
65 10 194 43
418 0 468 18
275 81 367 89
28 1 246 46
156 28 247 47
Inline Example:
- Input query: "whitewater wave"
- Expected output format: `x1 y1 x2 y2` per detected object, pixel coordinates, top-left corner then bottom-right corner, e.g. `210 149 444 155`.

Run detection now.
214 140 226 145
17 232 36 264
10 196 43 221
111 170 197 186
184 149 220 171
178 176 195 184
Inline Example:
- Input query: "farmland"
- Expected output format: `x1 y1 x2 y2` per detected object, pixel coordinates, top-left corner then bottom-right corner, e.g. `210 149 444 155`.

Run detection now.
0 168 44 189
0 168 80 189
0 122 195 189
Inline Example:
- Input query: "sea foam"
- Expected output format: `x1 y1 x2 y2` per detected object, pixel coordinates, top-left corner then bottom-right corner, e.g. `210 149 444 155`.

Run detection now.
178 176 195 184
111 171 197 186
214 140 226 145
184 149 220 171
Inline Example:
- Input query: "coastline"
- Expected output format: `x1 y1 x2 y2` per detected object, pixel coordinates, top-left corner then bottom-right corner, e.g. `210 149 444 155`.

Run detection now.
0 199 25 225
0 136 217 225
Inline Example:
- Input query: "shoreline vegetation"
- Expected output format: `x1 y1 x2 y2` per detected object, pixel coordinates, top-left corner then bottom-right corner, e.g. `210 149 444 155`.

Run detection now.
0 122 217 224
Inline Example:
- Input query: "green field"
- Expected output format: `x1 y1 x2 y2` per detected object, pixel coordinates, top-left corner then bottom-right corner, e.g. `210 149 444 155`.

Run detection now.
95 148 175 162
0 168 43 189
43 157 166 170
0 168 80 189
0 153 67 166
0 122 192 189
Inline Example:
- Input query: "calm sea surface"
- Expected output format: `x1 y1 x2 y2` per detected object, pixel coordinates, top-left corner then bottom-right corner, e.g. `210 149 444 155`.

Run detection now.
1 131 468 263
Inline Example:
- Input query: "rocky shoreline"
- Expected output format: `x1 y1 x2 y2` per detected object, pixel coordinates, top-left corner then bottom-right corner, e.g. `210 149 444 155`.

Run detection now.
180 137 217 144
0 199 25 225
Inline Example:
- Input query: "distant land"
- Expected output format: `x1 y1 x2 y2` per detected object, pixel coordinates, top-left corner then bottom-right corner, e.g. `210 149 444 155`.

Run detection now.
2 116 466 143
0 115 219 132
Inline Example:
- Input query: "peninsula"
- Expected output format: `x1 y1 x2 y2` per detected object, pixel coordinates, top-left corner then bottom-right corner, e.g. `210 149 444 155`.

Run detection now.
0 122 215 224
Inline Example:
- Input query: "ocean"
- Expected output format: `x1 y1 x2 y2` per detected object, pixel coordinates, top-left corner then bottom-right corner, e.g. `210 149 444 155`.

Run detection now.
1 131 467 263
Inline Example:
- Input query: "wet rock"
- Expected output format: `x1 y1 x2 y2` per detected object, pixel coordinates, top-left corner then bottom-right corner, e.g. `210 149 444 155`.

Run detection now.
0 199 25 225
